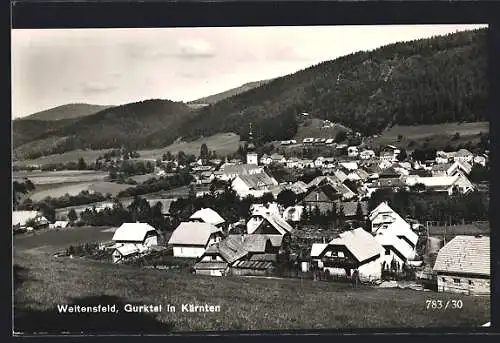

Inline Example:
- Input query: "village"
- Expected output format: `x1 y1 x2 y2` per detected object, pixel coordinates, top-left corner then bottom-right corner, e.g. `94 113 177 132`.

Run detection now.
13 124 491 297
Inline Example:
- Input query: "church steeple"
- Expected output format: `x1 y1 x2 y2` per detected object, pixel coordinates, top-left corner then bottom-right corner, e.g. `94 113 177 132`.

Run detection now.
246 122 258 165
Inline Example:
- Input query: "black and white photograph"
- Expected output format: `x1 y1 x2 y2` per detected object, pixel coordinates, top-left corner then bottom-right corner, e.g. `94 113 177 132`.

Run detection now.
12 23 491 334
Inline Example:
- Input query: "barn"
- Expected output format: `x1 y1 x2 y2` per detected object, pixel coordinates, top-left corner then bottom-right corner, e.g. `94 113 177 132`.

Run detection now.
433 235 490 295
168 222 223 258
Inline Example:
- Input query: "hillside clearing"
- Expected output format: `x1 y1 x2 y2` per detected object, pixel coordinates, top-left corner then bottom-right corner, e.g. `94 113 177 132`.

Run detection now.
13 149 113 167
29 181 132 202
137 132 240 159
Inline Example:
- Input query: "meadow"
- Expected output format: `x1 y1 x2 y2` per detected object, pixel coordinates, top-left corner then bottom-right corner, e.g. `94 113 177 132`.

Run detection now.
13 170 108 185
13 228 491 334
29 181 132 202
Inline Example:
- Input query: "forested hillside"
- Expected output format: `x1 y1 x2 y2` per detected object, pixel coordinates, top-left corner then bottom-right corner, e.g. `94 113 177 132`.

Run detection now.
20 104 112 121
13 28 488 157
180 28 487 143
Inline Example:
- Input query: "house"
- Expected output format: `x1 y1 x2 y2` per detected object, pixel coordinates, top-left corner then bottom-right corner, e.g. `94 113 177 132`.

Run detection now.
301 159 315 169
346 169 370 182
112 244 148 264
53 220 70 229
303 137 314 144
168 222 223 258
368 202 418 260
194 234 282 276
375 231 415 271
431 161 472 177
454 149 474 164
286 157 301 169
339 161 358 171
310 243 328 269
218 163 263 180
325 138 335 145
360 150 375 160
435 151 452 164
347 146 359 158
322 157 336 169
231 172 279 198
246 212 293 235
259 154 272 165
433 235 490 295
189 208 226 229
368 177 407 191
314 157 325 168
287 181 308 195
380 145 401 162
112 222 160 247
417 174 475 195
12 211 49 230
318 228 384 282
270 153 287 164
473 155 487 167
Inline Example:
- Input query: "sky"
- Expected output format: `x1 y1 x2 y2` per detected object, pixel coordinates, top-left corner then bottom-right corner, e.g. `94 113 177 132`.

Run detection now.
11 24 487 118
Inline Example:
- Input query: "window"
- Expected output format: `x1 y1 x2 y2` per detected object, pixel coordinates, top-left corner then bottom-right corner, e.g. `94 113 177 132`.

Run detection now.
211 255 217 261
442 277 446 282
469 280 473 285
385 248 391 255
453 278 461 284
338 251 344 258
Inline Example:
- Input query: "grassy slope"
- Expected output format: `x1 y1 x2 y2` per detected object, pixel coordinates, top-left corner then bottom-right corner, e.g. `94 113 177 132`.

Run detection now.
13 251 490 332
13 228 490 333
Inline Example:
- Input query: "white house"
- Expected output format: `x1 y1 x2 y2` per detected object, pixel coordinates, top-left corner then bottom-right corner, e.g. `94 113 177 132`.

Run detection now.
368 202 418 260
259 154 272 165
247 212 293 235
434 235 490 295
310 243 328 269
189 208 226 228
375 231 414 271
318 228 384 282
270 153 287 165
473 155 487 167
360 150 375 160
339 161 358 171
380 145 400 162
417 174 475 195
431 161 472 177
347 146 359 158
454 149 474 164
314 157 325 168
112 222 160 247
286 158 301 169
218 163 263 181
231 172 279 199
435 151 452 164
168 222 223 258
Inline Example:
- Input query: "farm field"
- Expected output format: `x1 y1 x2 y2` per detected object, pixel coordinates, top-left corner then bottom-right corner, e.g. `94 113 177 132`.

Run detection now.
13 229 490 333
29 181 132 202
137 133 240 159
372 121 489 148
13 170 108 185
13 149 113 167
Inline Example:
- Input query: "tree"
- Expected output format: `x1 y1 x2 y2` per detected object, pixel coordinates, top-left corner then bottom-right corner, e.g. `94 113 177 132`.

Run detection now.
276 189 297 208
355 202 365 222
68 209 78 222
261 192 275 205
77 157 87 170
177 151 187 166
335 131 347 143
397 148 408 162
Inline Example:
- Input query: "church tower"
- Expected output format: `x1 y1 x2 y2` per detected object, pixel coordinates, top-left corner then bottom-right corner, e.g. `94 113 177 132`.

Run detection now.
246 123 258 165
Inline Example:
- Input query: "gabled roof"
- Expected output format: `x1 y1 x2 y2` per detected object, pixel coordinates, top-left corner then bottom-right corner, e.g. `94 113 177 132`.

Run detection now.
431 163 453 172
204 236 248 263
417 175 460 188
327 228 382 263
235 173 277 189
455 149 473 157
168 222 222 246
433 236 490 276
370 177 406 188
339 162 358 171
375 231 414 260
189 208 225 226
375 222 419 247
257 213 293 235
310 243 328 258
369 202 396 221
220 163 262 175
112 223 159 242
